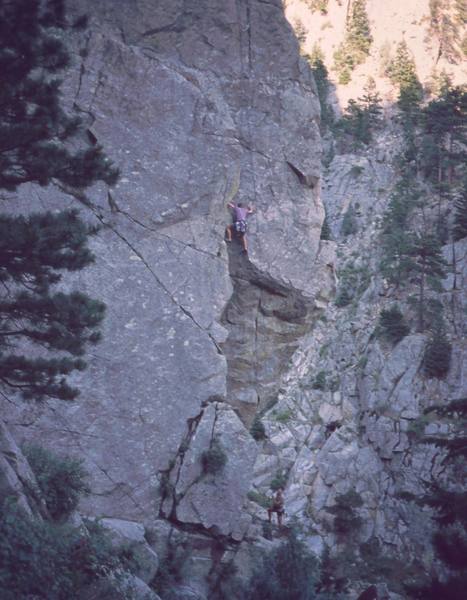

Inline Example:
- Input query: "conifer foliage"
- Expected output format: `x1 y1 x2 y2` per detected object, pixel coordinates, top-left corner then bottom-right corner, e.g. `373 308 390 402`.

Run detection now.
386 41 423 112
306 45 334 132
406 398 467 598
420 86 467 186
0 0 118 190
246 530 327 600
378 305 410 345
422 328 452 378
0 211 105 400
453 175 467 240
0 0 117 401
335 78 382 147
333 0 372 84
428 0 462 64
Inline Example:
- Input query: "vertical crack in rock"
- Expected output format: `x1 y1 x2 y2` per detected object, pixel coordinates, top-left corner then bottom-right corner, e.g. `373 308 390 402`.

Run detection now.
158 407 206 520
221 245 318 426
157 400 246 545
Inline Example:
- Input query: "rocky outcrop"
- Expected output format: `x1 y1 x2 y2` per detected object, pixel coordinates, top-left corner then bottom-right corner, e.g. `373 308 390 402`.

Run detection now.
247 120 467 596
0 421 48 518
2 0 329 550
98 518 160 583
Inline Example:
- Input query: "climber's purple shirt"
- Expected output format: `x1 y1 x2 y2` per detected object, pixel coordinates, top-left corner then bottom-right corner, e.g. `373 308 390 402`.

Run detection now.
234 206 248 221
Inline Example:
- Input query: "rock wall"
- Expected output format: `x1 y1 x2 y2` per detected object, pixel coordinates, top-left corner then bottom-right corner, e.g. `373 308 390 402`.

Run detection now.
1 0 331 550
246 107 466 600
3 2 464 598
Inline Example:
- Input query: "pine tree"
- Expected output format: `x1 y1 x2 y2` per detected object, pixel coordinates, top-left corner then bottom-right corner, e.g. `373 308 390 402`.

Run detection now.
428 0 461 64
0 0 118 190
336 78 382 146
0 0 117 401
453 175 467 240
406 398 467 598
454 0 467 25
0 211 106 400
422 327 452 378
333 0 373 84
407 233 447 331
359 77 383 123
387 41 423 113
306 45 334 131
346 0 373 60
420 86 467 185
380 175 420 286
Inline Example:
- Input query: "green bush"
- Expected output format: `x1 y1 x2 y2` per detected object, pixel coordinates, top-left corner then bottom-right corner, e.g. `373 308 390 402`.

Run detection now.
250 415 267 441
312 370 327 390
453 181 467 240
423 332 452 378
247 490 271 509
201 438 227 475
334 286 352 308
335 261 371 309
0 498 119 600
307 0 329 14
326 490 363 536
341 205 358 236
150 539 192 600
378 305 410 344
246 530 330 600
320 212 332 240
275 409 293 423
270 470 288 492
23 444 90 520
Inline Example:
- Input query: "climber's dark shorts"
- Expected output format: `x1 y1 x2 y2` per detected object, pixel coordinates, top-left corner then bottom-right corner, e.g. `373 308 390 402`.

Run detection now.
234 219 247 234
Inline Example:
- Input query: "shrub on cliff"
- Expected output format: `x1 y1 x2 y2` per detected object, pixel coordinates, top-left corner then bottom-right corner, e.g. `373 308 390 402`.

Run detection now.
340 204 358 236
0 499 119 600
325 490 364 536
201 438 228 475
250 415 267 441
422 329 452 378
378 305 410 345
23 444 90 520
247 529 332 600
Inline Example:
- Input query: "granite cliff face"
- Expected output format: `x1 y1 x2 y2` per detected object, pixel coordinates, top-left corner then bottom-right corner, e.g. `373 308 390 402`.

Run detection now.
2 0 332 548
2 1 466 599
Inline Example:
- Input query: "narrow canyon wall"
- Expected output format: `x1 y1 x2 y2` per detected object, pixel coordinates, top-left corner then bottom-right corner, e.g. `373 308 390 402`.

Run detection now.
2 0 332 546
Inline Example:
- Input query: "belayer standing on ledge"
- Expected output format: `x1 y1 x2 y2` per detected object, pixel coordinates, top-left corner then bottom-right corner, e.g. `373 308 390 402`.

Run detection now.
268 487 285 526
225 201 254 254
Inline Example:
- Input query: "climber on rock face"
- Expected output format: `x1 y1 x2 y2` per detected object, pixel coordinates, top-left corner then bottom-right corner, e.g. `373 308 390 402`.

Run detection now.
267 487 285 526
225 201 254 253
